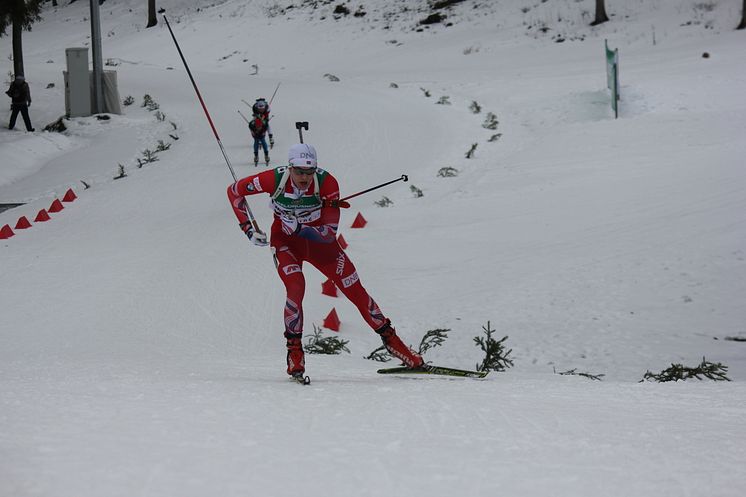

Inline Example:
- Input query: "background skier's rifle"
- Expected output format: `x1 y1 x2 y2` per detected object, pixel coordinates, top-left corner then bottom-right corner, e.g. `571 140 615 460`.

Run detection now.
164 15 265 238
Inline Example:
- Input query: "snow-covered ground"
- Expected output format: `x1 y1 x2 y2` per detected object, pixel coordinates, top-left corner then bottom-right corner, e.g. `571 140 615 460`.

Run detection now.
1 1 745 496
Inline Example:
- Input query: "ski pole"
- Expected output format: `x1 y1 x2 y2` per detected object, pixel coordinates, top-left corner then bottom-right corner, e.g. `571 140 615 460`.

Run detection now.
268 82 281 106
237 109 250 125
242 83 279 110
295 121 309 143
163 15 264 237
340 175 408 204
322 175 409 209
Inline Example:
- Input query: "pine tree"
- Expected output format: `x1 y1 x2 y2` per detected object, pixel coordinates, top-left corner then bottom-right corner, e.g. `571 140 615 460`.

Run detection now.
738 0 746 30
0 0 43 77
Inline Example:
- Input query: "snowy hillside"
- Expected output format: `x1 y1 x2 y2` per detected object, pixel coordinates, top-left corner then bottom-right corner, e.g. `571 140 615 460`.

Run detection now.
1 1 745 496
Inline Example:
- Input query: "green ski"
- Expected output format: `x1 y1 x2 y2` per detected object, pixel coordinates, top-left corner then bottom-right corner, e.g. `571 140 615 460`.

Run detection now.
377 365 489 379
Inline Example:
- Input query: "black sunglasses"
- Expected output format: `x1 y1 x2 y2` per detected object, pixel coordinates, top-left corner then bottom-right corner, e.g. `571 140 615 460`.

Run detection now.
291 167 317 176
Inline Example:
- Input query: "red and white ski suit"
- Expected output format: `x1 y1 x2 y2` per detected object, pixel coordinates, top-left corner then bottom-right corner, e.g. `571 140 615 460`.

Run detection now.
227 168 388 337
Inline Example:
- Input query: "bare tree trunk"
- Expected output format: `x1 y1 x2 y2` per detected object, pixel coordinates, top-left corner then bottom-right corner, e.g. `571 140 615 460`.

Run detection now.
146 0 157 28
591 0 609 26
738 0 746 29
12 17 24 77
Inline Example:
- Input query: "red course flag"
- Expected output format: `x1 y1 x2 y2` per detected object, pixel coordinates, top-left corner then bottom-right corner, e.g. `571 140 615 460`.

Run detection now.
15 216 32 229
49 199 65 213
323 308 341 332
321 278 338 297
337 234 348 249
0 224 14 239
350 212 367 229
62 189 77 202
34 209 51 222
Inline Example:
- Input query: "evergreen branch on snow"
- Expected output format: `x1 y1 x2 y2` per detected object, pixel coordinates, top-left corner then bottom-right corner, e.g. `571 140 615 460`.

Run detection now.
418 328 449 355
374 196 393 207
304 325 350 355
364 345 392 362
437 166 459 177
554 367 605 381
641 357 730 382
482 112 498 130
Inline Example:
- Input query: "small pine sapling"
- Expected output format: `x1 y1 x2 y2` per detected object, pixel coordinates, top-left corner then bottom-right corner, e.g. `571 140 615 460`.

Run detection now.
154 111 166 122
436 96 451 105
474 321 513 372
323 73 341 82
113 164 127 180
142 94 159 111
410 185 423 198
141 149 159 164
420 87 431 97
488 133 502 142
304 324 350 354
389 82 399 88
641 357 730 382
123 95 135 106
465 143 478 159
156 140 171 152
469 100 482 114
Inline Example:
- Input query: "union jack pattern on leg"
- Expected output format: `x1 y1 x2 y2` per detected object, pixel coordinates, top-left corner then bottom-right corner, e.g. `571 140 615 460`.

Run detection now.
367 297 386 329
284 297 302 334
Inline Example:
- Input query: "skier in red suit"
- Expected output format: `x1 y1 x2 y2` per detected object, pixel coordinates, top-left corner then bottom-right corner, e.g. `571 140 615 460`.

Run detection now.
227 143 423 379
